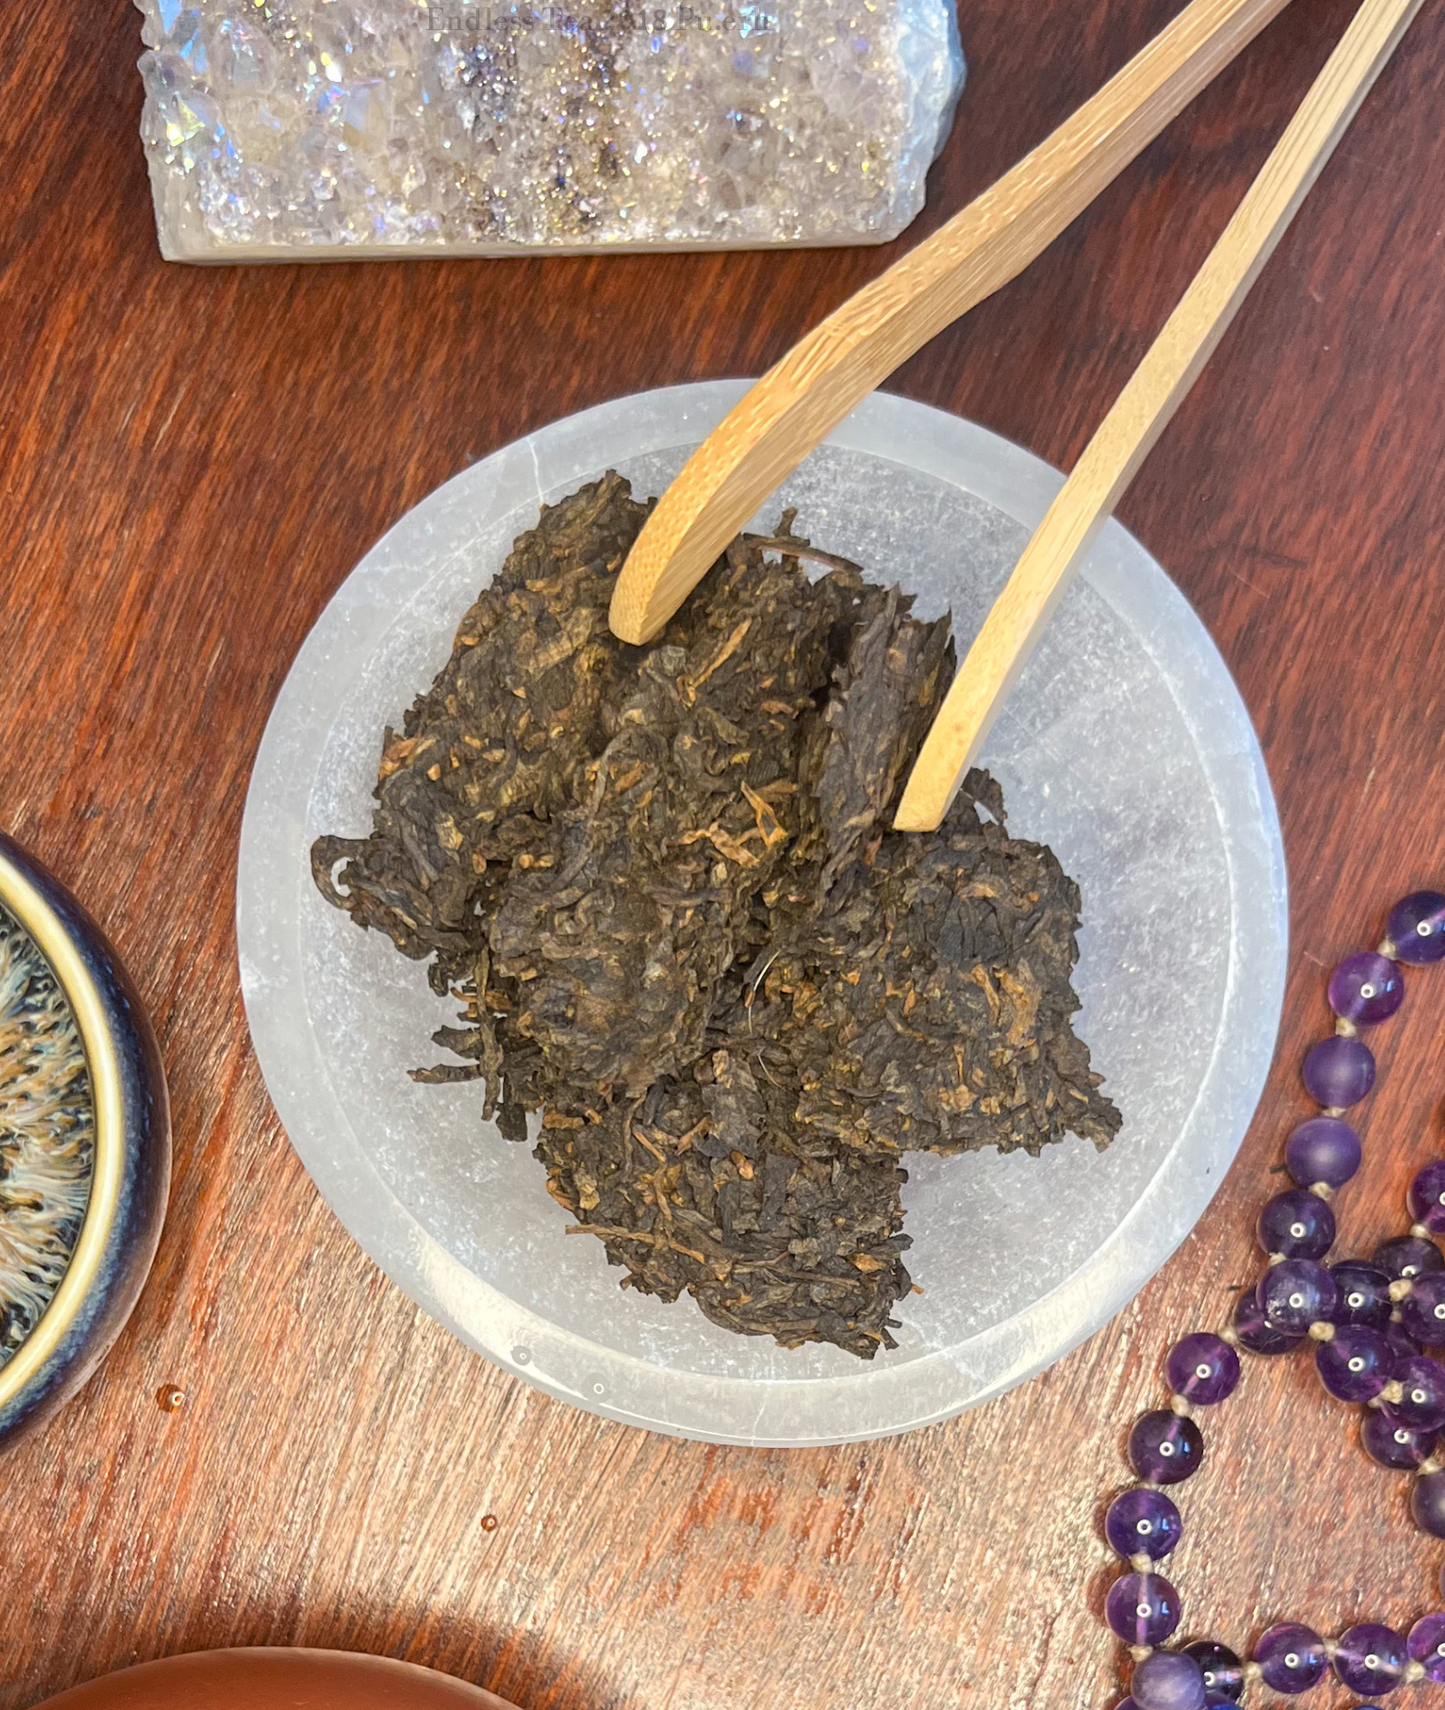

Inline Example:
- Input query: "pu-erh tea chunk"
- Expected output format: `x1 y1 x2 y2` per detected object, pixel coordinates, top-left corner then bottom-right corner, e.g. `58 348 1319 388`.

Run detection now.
312 473 1119 1357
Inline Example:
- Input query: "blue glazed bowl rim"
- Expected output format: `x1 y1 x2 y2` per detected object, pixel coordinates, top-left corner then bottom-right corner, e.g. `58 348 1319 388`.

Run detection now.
0 844 126 1414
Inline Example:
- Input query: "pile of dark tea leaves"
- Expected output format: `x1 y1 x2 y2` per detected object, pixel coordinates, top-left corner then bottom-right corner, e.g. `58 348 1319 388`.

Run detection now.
313 473 1119 1358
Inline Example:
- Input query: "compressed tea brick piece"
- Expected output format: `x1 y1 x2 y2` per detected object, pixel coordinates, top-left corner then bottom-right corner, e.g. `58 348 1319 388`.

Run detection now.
312 474 1119 1357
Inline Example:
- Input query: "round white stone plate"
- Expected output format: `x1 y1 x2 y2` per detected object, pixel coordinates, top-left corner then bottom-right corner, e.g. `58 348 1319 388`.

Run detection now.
237 381 1287 1447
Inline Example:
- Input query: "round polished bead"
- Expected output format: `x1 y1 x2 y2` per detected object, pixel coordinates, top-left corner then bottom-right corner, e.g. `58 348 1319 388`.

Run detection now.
1285 1116 1362 1189
1183 1642 1243 1704
1131 1652 1205 1710
1412 1469 1445 1537
1316 1324 1394 1402
1166 1333 1240 1405
1407 1614 1445 1683
1233 1286 1305 1354
1129 1411 1204 1485
1362 1410 1437 1470
1254 1624 1329 1693
1374 1234 1444 1281
1106 1572 1181 1646
1105 1488 1182 1560
1389 890 1445 965
1384 1354 1445 1431
1257 1189 1335 1260
1334 1623 1407 1696
1258 1259 1337 1333
1329 950 1405 1024
1410 1161 1445 1235
1385 1319 1422 1364
1401 1274 1445 1348
1331 1261 1393 1328
1302 1035 1376 1107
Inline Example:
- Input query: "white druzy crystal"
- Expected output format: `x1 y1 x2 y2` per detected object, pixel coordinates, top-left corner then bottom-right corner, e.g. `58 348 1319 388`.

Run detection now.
136 0 964 260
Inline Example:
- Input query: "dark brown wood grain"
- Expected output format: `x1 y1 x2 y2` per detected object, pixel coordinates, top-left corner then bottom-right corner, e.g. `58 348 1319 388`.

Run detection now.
3 1 1444 1705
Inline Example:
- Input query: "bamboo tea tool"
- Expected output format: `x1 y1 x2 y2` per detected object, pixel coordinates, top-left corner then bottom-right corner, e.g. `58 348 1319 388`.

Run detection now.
608 0 1299 647
893 0 1421 829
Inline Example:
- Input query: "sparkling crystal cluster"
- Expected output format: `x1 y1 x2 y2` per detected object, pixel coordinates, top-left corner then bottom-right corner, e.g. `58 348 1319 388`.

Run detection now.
135 0 964 259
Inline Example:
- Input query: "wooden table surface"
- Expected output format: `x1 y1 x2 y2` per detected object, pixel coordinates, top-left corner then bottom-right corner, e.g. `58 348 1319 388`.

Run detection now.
4 1 1445 1705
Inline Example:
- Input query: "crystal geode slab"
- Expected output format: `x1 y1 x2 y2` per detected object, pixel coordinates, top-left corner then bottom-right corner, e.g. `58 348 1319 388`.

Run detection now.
135 1 964 261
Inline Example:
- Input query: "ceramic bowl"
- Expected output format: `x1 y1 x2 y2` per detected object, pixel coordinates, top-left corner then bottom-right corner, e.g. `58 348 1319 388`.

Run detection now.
32 1649 520 1708
0 830 170 1451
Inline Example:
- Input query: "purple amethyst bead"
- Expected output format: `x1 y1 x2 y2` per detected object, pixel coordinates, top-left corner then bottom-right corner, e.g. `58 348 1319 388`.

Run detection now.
1389 890 1445 964
1302 1035 1376 1107
1329 950 1405 1024
1401 1274 1445 1348
1233 1286 1304 1354
1166 1333 1240 1405
1129 1411 1203 1485
1331 1260 1393 1328
1257 1189 1335 1260
1258 1259 1337 1333
1105 1488 1182 1560
1285 1116 1361 1189
1385 1320 1422 1362
1407 1614 1445 1683
1254 1624 1329 1694
1131 1652 1205 1710
1412 1469 1445 1537
1410 1161 1445 1235
1316 1324 1394 1402
1362 1410 1436 1470
1335 1623 1407 1696
1106 1571 1181 1647
1384 1354 1445 1431
1181 1643 1242 1704
1375 1234 1444 1281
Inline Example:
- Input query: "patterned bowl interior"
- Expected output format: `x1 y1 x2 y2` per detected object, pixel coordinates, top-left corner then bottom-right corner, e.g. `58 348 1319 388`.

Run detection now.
0 901 95 1370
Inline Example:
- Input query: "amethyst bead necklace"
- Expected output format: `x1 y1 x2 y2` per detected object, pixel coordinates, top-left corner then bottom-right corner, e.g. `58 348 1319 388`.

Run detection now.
1104 891 1445 1710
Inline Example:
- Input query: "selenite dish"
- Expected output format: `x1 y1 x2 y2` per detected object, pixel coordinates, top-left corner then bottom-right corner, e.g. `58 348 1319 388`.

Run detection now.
0 831 170 1453
134 0 964 260
237 381 1287 1446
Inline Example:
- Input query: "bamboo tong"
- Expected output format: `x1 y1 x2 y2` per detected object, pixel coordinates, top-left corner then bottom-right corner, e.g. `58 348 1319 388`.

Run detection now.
608 0 1423 832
